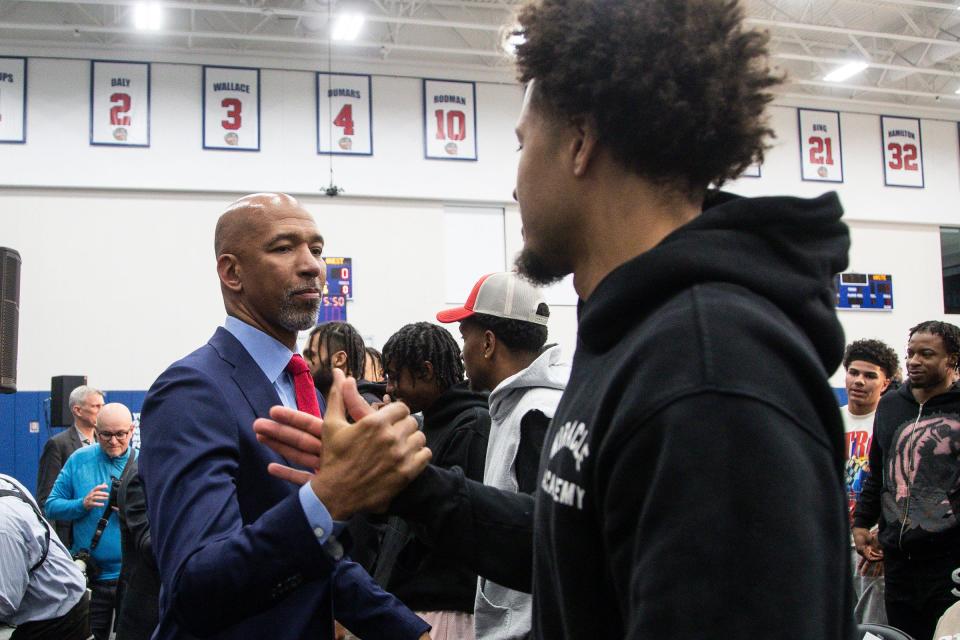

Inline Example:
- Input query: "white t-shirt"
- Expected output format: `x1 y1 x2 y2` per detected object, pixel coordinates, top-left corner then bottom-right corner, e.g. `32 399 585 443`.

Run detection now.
842 408 876 528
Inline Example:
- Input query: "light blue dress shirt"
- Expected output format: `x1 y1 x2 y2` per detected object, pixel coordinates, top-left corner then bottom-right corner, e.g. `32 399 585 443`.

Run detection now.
223 317 336 546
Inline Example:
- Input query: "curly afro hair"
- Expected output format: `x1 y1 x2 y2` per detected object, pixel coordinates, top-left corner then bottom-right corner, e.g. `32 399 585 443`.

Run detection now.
514 0 781 195
843 339 899 379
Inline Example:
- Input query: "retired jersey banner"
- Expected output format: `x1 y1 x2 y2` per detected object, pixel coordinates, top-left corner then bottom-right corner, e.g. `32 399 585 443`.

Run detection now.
317 73 372 155
798 109 843 183
881 116 923 188
423 79 477 161
203 66 260 151
90 61 150 147
0 57 27 143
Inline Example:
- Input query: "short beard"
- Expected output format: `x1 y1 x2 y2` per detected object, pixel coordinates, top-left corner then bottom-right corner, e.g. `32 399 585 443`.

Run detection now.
515 246 569 286
313 362 335 398
278 288 320 331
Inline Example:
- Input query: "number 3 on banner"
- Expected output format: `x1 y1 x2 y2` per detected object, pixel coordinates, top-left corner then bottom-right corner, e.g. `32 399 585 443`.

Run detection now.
887 143 918 171
333 105 355 136
434 109 466 141
221 98 242 130
110 93 131 126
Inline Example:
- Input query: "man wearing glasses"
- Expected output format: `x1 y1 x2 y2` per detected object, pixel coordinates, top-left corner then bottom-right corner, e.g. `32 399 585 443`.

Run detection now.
45 403 137 640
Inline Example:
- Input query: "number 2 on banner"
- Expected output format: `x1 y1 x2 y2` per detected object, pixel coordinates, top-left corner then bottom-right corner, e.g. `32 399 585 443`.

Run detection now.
333 105 355 136
110 93 131 126
887 143 918 171
808 136 834 165
434 109 466 141
221 98 242 130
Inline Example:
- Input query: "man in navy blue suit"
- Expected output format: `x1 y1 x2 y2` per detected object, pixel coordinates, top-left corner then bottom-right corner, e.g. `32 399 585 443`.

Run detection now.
138 193 432 640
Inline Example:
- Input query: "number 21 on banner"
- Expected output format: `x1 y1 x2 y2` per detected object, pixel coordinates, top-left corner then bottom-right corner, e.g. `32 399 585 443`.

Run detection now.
797 109 843 182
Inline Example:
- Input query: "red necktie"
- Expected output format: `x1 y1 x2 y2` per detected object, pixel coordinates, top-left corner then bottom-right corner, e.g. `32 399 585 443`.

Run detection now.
285 354 322 417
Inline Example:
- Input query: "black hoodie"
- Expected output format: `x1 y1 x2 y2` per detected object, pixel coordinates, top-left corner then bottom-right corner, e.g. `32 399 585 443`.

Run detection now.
392 191 856 640
853 380 960 555
385 382 490 613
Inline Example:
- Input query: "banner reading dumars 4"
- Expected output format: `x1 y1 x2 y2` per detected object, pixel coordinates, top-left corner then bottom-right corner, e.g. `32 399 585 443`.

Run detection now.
317 73 372 155
797 108 843 183
881 116 924 188
203 66 260 151
90 61 150 147
423 79 477 161
0 57 27 143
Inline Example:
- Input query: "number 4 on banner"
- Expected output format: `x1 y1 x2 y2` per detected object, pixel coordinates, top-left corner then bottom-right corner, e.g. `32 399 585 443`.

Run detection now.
334 105 355 136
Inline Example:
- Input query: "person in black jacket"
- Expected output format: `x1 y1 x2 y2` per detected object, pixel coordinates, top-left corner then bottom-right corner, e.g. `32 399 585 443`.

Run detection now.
377 322 490 639
254 1 855 637
115 457 159 640
853 320 960 640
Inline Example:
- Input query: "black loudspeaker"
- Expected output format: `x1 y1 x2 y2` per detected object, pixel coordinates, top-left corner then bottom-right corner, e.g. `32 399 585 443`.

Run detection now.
0 248 21 394
51 375 88 427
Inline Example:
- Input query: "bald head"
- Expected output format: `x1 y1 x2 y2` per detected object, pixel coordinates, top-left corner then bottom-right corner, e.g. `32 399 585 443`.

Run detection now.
214 193 320 257
97 402 133 431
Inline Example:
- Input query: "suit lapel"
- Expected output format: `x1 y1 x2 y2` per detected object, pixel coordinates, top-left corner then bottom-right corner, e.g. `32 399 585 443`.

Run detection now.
209 327 282 420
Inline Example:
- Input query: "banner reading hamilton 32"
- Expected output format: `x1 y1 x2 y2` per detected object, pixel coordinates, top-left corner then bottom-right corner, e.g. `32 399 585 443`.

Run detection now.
0 57 27 143
423 79 477 161
203 66 260 151
881 115 924 188
90 61 150 147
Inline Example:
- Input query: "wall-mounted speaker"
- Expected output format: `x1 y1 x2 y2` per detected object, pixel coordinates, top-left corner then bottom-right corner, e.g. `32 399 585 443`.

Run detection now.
0 248 21 394
51 375 88 427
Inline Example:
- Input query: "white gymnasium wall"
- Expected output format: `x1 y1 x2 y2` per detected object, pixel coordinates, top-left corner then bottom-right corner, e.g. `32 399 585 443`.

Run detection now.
1 53 959 392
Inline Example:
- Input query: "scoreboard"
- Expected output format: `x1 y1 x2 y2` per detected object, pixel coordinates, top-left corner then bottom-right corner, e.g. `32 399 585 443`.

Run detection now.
317 257 352 324
834 273 893 311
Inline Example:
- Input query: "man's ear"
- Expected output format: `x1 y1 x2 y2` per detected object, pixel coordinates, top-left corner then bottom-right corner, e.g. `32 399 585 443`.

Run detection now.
331 350 348 371
569 116 600 178
420 361 436 384
483 330 497 359
217 254 242 293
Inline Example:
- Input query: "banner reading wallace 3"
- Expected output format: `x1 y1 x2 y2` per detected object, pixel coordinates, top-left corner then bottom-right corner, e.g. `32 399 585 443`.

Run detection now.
90 61 150 147
203 66 260 151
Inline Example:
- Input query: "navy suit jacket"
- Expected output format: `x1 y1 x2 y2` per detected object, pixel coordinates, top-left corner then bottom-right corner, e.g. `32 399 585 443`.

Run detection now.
139 327 429 640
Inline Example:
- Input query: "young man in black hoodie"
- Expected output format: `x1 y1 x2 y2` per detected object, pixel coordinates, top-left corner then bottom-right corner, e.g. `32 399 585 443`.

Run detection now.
254 1 855 637
378 322 490 638
853 321 960 640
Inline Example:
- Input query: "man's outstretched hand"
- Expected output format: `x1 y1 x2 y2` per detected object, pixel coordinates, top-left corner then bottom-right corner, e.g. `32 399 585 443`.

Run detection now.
253 369 431 520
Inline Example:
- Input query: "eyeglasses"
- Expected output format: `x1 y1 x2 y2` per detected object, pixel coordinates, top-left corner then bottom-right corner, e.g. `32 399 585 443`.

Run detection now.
96 430 131 442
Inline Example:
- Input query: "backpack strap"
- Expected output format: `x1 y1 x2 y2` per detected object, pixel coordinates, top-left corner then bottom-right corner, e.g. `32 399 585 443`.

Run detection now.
0 487 50 572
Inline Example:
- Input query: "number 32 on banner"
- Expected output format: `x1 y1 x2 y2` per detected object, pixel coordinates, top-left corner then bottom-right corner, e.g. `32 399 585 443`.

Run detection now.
886 143 918 171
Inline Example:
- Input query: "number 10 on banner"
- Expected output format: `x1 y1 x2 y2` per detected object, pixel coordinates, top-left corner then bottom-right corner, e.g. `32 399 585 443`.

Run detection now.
423 79 477 161
317 73 372 156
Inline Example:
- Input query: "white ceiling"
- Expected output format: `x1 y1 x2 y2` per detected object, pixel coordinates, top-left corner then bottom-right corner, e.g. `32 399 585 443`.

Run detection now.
1 0 959 117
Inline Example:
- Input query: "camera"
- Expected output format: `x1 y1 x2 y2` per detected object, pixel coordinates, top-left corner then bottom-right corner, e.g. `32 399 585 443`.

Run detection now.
72 549 100 585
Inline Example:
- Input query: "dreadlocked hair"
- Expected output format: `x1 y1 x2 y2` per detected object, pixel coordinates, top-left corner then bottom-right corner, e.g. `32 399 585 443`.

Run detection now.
306 322 367 379
843 339 899 379
365 347 384 381
382 322 464 392
909 321 960 369
461 311 548 354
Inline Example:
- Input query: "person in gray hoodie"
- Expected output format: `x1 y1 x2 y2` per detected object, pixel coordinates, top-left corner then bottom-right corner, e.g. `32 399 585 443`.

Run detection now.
437 272 569 640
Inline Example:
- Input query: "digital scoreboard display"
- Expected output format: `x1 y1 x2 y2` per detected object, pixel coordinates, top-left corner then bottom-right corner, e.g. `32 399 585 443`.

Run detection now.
317 257 352 324
834 272 893 311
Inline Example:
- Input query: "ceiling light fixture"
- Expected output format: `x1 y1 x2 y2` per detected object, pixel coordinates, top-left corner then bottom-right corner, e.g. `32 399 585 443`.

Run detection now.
824 61 869 82
133 2 163 31
331 13 365 41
